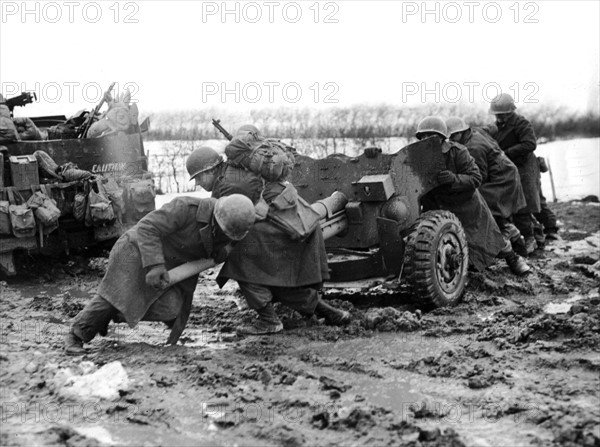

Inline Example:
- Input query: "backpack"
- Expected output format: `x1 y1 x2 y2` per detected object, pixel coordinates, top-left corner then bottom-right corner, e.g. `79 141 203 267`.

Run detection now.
267 183 321 240
125 179 155 220
6 189 36 238
85 179 115 227
225 133 295 182
26 185 61 234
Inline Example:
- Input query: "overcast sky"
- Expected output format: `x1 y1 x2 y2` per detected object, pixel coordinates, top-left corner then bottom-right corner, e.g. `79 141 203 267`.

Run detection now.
1 1 599 116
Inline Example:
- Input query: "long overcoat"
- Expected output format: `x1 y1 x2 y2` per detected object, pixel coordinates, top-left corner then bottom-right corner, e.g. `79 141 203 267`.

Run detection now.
465 128 527 218
213 166 329 288
421 141 506 271
97 197 228 337
484 113 541 213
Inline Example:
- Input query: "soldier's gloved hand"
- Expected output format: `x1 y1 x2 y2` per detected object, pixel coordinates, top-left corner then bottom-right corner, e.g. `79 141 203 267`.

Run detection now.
145 264 170 290
364 147 382 158
213 243 234 264
437 170 457 185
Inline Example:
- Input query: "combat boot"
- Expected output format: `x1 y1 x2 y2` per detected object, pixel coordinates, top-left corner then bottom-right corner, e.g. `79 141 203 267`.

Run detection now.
236 303 284 335
65 332 85 356
315 300 351 326
511 235 528 257
545 230 561 242
505 251 532 276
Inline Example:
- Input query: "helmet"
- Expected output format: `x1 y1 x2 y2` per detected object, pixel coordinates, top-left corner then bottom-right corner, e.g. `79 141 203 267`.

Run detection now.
489 93 516 114
446 117 469 136
214 194 255 241
235 124 260 137
186 147 223 180
416 116 448 139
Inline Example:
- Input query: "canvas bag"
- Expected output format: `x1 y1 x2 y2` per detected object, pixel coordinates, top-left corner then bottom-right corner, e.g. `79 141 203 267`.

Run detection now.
225 134 294 182
85 179 115 227
27 185 61 234
0 199 11 235
126 179 155 220
6 189 36 238
101 176 125 222
267 183 321 240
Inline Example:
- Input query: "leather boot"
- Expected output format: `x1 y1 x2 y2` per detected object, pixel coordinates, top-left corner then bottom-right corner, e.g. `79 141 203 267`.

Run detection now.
236 303 284 335
65 332 86 355
511 235 528 258
315 300 351 326
504 251 532 276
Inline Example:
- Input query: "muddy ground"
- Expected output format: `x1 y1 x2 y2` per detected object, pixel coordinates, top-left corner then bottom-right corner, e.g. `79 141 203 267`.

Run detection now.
1 200 599 447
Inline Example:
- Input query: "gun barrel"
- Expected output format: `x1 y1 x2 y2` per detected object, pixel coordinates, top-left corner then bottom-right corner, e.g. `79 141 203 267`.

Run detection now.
311 191 349 240
321 214 348 240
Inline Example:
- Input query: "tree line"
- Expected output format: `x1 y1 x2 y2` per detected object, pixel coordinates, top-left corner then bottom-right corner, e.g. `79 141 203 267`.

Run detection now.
144 103 599 143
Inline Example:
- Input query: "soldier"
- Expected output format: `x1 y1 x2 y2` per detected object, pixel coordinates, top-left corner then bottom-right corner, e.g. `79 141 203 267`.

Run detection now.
415 116 526 274
187 135 350 335
446 117 530 275
484 93 541 255
65 193 256 355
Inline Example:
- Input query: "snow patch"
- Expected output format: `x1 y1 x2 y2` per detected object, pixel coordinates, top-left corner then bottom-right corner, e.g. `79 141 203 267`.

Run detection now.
53 361 130 401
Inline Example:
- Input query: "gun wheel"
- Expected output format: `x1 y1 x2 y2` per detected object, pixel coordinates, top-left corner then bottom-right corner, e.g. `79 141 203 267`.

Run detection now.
403 210 468 308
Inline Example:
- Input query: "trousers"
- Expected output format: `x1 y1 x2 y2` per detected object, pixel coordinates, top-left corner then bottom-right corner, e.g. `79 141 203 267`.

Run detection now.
238 281 319 315
71 290 183 343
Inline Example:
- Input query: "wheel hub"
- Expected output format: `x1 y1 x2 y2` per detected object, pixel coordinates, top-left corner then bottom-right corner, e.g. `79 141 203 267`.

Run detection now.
435 232 464 293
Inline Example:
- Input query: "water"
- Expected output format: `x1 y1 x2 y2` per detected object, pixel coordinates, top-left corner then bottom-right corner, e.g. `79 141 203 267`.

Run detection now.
536 138 600 201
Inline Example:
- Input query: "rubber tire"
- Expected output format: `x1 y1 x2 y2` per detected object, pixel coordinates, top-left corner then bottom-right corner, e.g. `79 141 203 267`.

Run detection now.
403 210 468 308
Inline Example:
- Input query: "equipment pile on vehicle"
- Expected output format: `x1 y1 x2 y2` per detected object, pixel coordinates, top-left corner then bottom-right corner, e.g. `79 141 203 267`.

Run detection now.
0 84 155 275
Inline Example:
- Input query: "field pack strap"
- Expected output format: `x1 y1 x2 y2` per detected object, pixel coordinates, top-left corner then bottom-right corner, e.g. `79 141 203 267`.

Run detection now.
6 188 25 205
6 188 15 205
40 184 52 197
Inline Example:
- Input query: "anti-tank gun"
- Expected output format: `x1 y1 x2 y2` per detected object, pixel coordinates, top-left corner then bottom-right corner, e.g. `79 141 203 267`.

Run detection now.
294 137 469 308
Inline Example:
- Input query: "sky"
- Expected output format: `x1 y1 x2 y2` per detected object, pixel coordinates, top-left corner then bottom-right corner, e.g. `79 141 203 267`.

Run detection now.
1 1 599 117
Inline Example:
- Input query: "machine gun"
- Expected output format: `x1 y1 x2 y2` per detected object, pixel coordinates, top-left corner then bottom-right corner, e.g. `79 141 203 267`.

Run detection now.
4 92 37 112
211 118 233 141
78 82 115 138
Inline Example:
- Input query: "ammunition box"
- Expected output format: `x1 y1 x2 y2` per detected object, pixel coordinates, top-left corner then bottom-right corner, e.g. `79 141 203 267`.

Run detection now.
9 155 39 190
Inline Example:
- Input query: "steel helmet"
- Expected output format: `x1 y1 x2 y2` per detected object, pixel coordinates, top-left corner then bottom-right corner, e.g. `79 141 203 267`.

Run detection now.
214 194 255 241
416 116 448 139
446 117 469 136
489 93 516 114
186 146 223 180
235 124 260 137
